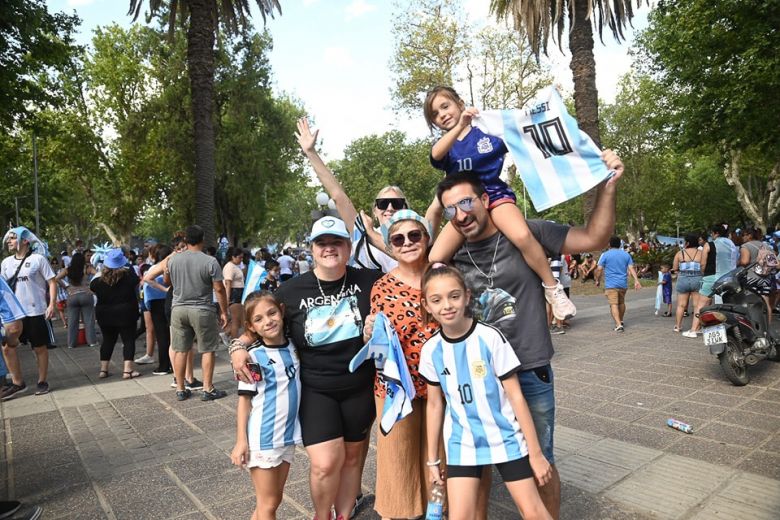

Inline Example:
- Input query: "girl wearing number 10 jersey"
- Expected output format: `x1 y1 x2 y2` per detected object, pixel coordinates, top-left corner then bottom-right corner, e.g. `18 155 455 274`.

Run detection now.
423 86 575 322
419 264 552 519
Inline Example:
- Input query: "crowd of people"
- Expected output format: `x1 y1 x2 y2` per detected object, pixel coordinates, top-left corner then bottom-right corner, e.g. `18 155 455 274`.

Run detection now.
5 82 768 520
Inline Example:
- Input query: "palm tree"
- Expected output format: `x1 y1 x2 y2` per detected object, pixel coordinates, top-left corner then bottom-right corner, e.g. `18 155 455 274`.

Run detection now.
490 0 647 217
128 0 281 246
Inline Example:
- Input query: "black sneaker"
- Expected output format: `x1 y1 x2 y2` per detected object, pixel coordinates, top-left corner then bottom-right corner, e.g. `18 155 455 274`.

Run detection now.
614 325 625 333
1 383 27 401
185 378 204 391
201 388 227 401
549 325 565 335
350 494 365 519
34 382 49 395
152 367 172 375
176 389 192 401
0 500 21 518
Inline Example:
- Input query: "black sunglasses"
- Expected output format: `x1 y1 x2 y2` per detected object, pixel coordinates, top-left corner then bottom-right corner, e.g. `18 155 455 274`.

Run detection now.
389 229 424 248
375 198 408 211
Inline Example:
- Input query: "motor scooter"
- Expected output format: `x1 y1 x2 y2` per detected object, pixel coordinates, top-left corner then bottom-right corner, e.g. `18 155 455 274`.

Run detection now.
698 264 780 385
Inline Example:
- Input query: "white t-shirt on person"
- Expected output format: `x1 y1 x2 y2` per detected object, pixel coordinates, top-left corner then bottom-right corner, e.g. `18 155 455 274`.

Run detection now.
277 255 295 276
0 253 55 317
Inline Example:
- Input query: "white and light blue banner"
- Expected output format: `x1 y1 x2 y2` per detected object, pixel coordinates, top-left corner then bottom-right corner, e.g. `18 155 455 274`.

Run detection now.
474 86 611 211
241 259 268 303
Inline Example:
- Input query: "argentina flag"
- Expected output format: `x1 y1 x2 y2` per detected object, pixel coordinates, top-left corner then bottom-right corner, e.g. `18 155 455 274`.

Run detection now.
474 86 611 211
241 259 268 303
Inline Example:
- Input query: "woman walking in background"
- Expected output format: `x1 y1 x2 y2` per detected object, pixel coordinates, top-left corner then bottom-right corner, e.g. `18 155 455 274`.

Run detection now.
90 249 141 379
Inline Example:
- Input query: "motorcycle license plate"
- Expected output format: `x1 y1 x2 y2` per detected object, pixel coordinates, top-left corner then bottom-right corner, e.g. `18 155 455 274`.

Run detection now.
703 324 727 346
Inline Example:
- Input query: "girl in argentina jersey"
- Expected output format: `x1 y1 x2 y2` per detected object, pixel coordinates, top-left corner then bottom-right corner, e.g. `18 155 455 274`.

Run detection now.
418 264 552 520
231 291 301 519
423 86 576 323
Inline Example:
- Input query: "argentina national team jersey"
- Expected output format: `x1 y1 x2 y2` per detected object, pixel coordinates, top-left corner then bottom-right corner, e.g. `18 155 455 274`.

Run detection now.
238 339 302 451
474 86 612 211
419 320 527 466
0 278 26 324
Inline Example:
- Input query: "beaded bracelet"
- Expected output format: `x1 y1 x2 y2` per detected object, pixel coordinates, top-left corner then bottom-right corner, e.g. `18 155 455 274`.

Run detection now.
227 339 248 356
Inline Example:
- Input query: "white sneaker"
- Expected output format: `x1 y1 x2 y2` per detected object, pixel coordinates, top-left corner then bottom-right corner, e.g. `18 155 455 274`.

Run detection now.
682 330 698 338
544 282 577 320
134 354 155 365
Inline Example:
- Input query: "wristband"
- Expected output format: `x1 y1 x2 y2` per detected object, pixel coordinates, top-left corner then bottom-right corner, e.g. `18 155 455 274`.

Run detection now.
426 459 441 467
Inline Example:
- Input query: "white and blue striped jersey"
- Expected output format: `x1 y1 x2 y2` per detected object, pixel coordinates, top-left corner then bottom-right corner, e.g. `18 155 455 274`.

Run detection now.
0 277 26 325
474 86 612 211
419 320 528 466
238 338 302 451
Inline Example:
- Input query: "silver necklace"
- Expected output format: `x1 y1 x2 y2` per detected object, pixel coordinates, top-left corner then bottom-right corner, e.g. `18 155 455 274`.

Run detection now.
465 233 501 288
315 271 348 328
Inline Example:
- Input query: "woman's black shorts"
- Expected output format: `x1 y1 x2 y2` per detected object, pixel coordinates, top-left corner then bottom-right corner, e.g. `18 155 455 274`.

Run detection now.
229 288 243 305
299 383 376 446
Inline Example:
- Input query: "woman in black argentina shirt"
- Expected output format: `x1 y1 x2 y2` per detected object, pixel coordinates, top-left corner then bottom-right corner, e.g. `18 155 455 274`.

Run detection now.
230 217 381 520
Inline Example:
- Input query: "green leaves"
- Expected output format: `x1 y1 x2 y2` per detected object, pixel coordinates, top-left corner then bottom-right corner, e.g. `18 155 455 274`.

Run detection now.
0 0 79 130
331 131 441 220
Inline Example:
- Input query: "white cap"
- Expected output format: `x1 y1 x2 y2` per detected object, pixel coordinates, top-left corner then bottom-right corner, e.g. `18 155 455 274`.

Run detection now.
310 216 350 241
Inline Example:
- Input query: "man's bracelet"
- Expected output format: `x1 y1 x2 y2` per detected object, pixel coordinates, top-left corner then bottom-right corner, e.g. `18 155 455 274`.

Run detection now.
228 339 248 356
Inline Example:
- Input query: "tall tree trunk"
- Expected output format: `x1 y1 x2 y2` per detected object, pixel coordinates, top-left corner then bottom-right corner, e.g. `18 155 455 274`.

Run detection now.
187 0 217 247
568 1 601 223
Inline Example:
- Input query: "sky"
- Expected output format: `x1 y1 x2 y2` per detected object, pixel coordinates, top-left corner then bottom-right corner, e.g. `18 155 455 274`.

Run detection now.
47 0 649 161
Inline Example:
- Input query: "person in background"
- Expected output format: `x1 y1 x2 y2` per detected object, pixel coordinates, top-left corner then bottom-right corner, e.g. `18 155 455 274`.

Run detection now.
90 249 141 380
55 253 98 348
659 264 673 317
223 247 246 339
1 227 56 399
578 253 597 282
167 225 229 401
277 248 296 282
738 227 775 322
143 245 173 375
690 225 738 338
261 259 281 293
672 234 705 333
297 252 311 275
595 236 642 333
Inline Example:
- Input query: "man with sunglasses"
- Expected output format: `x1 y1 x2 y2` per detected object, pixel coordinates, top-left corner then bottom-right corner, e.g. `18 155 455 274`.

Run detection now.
431 150 624 519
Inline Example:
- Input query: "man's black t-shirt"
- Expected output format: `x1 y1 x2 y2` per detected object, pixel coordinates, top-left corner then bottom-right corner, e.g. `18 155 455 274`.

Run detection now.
275 266 382 391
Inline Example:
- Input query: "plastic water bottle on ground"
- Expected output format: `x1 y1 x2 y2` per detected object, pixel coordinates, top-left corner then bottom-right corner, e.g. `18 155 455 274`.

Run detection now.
667 418 693 434
425 481 445 520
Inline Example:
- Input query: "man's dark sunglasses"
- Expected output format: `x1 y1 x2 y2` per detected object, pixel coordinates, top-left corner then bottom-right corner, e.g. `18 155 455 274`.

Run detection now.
375 198 408 211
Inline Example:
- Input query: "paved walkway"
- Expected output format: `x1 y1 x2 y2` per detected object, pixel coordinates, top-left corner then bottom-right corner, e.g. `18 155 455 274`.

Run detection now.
1 291 779 519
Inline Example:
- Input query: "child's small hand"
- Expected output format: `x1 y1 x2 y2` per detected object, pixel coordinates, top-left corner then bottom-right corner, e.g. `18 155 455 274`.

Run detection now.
602 149 624 185
529 453 552 486
458 107 479 129
363 313 377 342
428 464 445 485
230 442 249 468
